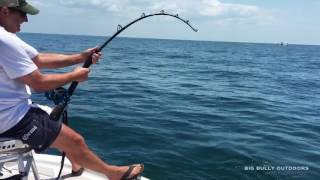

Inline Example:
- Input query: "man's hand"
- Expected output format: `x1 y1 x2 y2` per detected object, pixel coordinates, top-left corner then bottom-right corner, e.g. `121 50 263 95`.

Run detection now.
72 67 90 82
81 47 102 64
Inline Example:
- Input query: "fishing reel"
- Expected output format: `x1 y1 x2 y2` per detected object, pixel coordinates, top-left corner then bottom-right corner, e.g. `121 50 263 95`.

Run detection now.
45 87 70 105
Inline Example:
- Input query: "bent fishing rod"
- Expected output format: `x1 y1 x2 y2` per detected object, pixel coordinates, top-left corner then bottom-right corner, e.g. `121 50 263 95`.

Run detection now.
49 10 198 121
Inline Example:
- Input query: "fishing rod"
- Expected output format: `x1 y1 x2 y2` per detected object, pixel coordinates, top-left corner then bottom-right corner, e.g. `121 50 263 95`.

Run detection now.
46 10 197 180
49 10 198 121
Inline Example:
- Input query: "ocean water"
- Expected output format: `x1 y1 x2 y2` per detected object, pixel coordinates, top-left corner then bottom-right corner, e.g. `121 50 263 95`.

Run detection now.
20 33 320 180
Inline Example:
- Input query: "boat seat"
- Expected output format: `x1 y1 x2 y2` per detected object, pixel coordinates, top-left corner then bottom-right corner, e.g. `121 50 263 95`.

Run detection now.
0 138 39 180
0 138 30 153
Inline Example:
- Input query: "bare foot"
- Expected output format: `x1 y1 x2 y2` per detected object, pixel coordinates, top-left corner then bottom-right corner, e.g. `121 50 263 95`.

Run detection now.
107 164 144 180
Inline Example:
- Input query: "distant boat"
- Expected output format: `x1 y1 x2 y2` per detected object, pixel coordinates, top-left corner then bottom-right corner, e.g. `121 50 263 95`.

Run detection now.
280 42 289 46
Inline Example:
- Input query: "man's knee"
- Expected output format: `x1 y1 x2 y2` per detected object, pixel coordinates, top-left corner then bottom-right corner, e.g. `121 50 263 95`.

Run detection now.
71 133 86 148
53 125 88 153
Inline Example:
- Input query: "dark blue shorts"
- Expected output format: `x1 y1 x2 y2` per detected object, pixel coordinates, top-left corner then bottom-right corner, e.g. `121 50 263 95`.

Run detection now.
0 107 62 152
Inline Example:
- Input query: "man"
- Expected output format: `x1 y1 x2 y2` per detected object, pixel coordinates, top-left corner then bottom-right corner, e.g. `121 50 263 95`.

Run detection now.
0 0 144 179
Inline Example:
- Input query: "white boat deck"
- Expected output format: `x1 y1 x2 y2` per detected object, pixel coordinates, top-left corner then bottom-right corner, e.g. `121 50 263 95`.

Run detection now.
1 153 150 180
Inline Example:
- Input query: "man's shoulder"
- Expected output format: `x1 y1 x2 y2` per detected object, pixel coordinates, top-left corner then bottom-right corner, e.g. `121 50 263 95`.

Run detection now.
0 30 31 62
0 29 22 47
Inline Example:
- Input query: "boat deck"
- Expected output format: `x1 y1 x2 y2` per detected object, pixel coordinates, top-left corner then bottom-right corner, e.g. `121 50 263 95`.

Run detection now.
1 153 150 180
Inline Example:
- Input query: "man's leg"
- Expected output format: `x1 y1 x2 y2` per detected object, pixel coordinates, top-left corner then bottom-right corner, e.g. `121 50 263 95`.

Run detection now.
66 153 82 172
50 124 143 180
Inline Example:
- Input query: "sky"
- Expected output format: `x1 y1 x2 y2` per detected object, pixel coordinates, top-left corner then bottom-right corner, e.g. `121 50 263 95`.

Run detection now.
23 0 320 45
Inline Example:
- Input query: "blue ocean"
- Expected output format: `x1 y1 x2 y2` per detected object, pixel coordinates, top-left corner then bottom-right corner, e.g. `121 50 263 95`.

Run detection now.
20 33 320 180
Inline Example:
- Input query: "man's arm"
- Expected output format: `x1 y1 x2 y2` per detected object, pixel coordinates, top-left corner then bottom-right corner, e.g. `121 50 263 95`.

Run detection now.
33 53 84 69
17 67 90 92
33 48 101 69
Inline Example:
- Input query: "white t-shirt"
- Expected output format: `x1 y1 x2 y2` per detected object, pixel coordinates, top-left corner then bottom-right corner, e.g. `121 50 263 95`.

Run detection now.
0 26 39 133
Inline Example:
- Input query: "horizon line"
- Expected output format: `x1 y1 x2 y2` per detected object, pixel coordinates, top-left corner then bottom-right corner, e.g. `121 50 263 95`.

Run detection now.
20 31 320 46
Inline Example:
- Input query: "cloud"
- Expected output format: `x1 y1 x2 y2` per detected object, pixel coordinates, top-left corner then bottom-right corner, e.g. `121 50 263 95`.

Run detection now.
56 0 271 24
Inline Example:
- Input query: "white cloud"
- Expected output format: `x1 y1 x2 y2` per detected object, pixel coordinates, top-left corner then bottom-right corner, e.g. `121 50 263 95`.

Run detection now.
55 0 271 24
